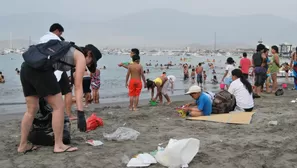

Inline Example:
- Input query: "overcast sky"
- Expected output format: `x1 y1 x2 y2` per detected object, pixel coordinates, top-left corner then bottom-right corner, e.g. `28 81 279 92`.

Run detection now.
1 0 297 21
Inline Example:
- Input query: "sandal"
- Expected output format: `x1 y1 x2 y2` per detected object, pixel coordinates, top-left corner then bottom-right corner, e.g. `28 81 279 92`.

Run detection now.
53 146 78 154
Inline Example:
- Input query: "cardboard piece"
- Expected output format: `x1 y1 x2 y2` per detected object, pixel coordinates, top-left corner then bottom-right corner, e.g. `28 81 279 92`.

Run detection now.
186 112 255 125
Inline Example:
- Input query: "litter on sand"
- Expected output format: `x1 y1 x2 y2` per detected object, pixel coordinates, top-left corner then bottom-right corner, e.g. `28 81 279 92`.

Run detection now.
127 153 157 167
103 127 140 141
86 140 104 146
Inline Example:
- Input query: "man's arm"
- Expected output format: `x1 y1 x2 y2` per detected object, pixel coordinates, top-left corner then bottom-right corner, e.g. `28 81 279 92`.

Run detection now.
140 65 146 88
73 49 86 111
151 88 154 100
125 66 131 88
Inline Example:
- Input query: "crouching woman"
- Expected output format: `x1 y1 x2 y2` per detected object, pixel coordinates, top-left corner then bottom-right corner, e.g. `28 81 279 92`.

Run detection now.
228 69 254 112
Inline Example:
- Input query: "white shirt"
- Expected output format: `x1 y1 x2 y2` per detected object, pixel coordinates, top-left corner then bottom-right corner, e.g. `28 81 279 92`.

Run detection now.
39 32 63 81
167 75 176 82
225 64 235 78
228 78 254 109
39 32 61 44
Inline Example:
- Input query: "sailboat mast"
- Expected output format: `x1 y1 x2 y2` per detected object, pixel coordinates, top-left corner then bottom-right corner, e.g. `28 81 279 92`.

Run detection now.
214 32 217 52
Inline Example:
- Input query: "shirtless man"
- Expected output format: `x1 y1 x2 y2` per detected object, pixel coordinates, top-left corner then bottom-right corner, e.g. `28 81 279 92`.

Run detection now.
195 63 203 86
126 55 146 111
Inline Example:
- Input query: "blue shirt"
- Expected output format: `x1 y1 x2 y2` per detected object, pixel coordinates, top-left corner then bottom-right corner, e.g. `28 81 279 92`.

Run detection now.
196 92 212 116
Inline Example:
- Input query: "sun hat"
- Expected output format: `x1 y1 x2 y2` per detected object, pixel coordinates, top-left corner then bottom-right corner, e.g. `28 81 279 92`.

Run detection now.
185 85 202 95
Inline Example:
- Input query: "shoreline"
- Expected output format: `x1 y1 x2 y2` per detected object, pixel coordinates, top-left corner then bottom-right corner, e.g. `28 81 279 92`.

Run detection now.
0 94 192 122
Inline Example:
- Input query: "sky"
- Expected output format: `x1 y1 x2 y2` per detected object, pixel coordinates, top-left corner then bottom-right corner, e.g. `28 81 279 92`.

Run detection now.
1 0 297 21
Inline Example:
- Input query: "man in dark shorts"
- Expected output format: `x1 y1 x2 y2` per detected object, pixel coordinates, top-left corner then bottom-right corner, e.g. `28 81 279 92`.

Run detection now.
40 23 76 120
252 44 267 98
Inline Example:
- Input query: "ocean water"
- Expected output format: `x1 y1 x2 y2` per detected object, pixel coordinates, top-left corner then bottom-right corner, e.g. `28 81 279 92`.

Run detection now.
0 54 228 104
0 53 291 114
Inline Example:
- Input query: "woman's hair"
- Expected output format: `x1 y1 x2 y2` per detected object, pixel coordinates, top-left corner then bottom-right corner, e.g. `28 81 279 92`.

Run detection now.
226 57 235 65
271 45 279 53
231 69 253 94
146 79 154 89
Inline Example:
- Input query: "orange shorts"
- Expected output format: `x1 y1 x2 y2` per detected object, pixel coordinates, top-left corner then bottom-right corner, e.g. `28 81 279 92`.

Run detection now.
129 79 142 96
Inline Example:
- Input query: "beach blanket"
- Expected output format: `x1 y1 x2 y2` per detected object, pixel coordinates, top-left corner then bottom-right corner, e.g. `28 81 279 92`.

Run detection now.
186 112 255 125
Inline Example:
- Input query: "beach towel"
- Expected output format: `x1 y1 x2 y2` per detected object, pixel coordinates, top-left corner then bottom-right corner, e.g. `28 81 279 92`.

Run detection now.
186 112 255 125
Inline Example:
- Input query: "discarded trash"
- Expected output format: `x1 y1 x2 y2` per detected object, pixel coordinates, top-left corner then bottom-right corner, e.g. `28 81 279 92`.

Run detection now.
103 127 140 141
86 113 104 132
127 153 157 167
155 138 200 168
121 155 130 164
86 140 103 146
291 100 296 103
268 121 278 126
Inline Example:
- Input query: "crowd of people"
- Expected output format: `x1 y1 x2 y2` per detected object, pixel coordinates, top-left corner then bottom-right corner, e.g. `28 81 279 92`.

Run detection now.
12 21 297 155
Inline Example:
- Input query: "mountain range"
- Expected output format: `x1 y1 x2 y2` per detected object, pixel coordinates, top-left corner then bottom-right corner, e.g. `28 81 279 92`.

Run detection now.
1 8 296 49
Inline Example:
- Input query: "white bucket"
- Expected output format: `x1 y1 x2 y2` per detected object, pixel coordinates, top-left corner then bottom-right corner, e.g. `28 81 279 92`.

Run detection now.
155 138 200 168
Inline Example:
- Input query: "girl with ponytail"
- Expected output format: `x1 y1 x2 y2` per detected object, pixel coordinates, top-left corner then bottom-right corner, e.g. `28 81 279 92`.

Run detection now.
228 69 254 112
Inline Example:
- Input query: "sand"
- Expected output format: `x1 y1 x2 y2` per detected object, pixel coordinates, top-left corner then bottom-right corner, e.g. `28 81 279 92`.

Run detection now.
1 90 297 168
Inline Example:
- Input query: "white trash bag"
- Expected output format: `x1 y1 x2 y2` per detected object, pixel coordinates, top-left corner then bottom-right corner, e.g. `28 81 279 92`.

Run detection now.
103 127 140 141
155 138 200 168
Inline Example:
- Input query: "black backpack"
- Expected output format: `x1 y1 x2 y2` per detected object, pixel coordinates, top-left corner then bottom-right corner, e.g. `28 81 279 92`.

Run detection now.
22 40 76 71
212 90 236 114
28 98 71 146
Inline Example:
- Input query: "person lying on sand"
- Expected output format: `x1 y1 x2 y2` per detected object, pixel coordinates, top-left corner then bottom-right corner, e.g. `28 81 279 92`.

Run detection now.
183 85 212 117
126 55 146 111
146 76 171 105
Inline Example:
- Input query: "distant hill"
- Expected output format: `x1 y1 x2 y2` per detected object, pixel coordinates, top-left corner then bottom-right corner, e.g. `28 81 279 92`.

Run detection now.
1 9 296 48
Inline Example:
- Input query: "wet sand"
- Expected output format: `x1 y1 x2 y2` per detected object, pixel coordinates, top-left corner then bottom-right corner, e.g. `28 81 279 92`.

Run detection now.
1 90 297 168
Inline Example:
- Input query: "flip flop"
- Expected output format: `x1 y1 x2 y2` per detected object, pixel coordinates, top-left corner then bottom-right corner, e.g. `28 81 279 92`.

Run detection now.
22 145 39 154
53 146 78 154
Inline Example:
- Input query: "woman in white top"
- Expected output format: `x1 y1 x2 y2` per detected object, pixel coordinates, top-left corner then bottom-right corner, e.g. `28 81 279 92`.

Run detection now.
221 57 235 89
228 69 254 112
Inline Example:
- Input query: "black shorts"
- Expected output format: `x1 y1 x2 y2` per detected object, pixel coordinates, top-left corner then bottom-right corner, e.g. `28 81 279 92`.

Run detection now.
254 72 266 87
20 62 61 98
242 73 248 79
184 74 189 81
83 77 91 93
59 72 72 95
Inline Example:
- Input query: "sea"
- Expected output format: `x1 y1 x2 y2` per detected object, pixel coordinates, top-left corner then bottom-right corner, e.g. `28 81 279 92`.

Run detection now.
0 53 291 115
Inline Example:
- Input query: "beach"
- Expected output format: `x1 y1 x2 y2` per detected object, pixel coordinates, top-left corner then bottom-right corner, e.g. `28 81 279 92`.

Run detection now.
1 88 297 168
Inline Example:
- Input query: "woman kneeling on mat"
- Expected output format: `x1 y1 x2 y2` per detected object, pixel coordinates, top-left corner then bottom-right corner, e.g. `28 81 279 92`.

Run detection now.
146 76 171 105
228 69 254 112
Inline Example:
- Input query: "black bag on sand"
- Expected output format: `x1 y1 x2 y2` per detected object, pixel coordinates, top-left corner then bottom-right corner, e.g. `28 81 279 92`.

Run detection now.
275 89 284 96
212 90 236 114
28 98 71 146
22 40 76 71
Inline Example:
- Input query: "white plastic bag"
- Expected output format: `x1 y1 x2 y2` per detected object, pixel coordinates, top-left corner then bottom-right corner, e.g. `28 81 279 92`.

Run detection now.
155 138 200 168
103 127 140 141
127 153 157 167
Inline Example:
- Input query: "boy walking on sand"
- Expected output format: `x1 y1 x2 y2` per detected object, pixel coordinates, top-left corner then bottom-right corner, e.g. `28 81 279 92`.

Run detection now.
126 55 146 111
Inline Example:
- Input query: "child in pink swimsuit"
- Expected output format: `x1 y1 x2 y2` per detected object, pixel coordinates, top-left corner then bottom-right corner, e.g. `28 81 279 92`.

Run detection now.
91 68 100 104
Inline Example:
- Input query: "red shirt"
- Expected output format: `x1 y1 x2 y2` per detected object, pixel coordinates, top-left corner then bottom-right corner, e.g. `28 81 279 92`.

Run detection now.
240 58 251 74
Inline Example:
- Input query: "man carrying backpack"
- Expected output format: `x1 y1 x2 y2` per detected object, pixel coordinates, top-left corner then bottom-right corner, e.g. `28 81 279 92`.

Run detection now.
40 23 76 120
183 85 212 117
18 35 101 153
